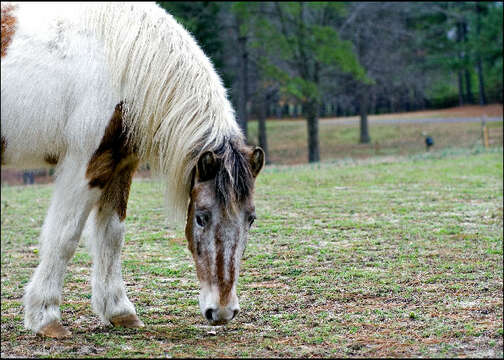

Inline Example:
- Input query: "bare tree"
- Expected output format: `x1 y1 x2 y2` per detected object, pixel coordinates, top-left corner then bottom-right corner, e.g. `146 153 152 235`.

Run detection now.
331 2 424 143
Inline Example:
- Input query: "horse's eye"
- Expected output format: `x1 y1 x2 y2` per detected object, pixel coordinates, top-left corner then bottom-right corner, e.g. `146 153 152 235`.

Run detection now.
195 212 209 228
248 214 256 227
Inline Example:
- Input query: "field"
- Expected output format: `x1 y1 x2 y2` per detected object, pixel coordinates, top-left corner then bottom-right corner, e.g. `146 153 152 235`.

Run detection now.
1 145 503 358
248 104 503 164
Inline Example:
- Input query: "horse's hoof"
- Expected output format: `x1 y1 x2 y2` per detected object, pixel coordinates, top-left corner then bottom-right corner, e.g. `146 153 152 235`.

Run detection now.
37 321 72 338
110 313 144 328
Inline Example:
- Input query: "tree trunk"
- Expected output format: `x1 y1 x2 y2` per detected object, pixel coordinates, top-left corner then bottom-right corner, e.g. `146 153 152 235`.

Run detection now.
464 70 473 104
371 91 377 115
359 89 371 144
462 22 474 104
237 35 249 139
456 22 465 106
258 93 270 164
475 3 487 105
457 71 465 106
476 59 487 105
305 100 320 163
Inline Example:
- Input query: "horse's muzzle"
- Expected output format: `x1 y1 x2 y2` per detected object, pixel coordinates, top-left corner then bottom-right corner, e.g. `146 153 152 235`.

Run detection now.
199 284 240 325
204 305 240 325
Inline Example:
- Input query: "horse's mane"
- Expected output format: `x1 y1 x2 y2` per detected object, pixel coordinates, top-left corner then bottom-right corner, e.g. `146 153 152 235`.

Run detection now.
85 2 243 223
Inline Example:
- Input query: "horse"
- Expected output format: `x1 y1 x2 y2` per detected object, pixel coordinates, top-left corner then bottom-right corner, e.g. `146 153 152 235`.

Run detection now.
1 2 264 338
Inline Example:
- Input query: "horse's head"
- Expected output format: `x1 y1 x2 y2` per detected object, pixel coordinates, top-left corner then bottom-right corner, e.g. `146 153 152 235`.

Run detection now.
185 140 264 325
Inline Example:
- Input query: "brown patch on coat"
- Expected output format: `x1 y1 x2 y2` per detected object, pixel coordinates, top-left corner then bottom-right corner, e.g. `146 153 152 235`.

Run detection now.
1 3 17 58
97 154 139 221
185 199 196 254
215 225 225 288
44 154 59 165
215 223 237 306
1 136 6 165
86 103 139 221
185 187 212 284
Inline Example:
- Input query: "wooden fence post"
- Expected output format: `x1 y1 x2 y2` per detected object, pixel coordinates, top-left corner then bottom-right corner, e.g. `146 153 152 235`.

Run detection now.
481 115 489 149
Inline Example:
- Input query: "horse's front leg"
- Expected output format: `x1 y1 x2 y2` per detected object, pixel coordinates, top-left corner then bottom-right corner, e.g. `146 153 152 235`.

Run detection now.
87 157 144 328
23 157 101 338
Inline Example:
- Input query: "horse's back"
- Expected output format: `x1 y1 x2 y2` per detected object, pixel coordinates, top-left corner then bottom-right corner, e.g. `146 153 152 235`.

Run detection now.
1 2 118 168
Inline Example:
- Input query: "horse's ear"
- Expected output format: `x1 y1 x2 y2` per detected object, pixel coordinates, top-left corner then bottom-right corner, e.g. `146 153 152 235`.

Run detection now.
250 147 265 177
197 151 219 182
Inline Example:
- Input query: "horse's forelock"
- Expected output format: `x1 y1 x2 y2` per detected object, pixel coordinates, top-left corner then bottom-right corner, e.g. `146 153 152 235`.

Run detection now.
213 139 253 211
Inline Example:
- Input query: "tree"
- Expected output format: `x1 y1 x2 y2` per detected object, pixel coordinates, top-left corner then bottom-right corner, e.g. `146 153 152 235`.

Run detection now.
330 3 426 143
468 2 503 104
408 2 502 107
408 3 470 106
480 2 503 102
252 2 367 162
229 3 253 140
254 82 276 164
474 2 487 105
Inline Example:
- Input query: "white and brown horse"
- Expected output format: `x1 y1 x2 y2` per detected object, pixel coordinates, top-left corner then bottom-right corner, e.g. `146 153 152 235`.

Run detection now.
1 2 264 338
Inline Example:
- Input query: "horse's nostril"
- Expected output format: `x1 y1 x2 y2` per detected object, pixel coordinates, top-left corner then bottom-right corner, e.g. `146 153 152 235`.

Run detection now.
232 309 239 320
205 308 214 321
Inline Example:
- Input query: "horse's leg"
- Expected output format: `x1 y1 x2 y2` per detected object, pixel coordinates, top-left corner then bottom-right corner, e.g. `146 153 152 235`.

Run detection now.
87 155 144 328
23 156 101 338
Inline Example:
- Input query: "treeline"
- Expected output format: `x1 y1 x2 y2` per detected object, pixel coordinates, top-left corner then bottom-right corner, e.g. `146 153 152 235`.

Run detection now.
158 2 503 163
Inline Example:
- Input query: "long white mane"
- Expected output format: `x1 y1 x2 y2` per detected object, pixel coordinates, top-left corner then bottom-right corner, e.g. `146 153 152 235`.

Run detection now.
84 2 243 222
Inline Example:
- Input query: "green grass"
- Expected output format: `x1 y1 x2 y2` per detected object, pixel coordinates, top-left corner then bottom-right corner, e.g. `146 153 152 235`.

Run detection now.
1 147 503 357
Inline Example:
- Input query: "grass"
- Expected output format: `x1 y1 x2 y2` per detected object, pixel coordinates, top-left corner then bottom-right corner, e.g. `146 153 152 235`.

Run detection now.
1 146 503 358
247 112 503 164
